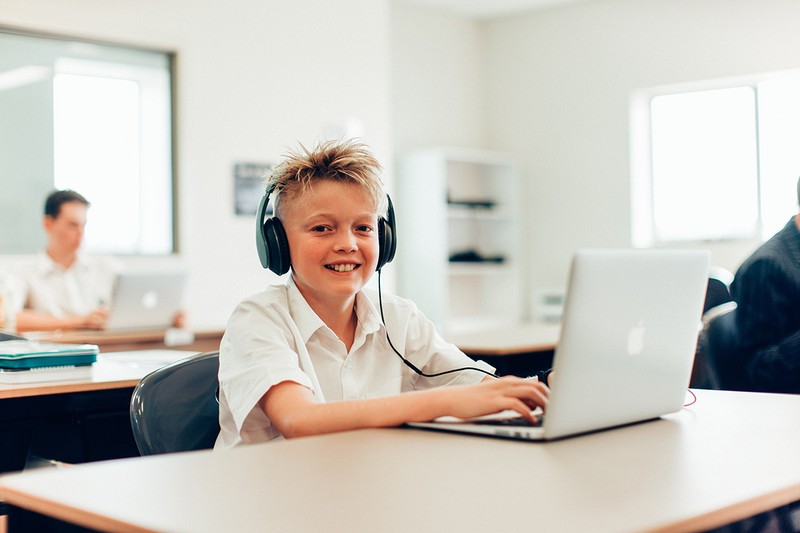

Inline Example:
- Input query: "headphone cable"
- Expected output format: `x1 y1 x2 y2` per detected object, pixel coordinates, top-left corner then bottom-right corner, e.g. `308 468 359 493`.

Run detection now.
376 269 499 379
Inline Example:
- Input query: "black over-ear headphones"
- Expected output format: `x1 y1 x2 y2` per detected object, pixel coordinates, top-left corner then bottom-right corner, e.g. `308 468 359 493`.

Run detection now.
256 184 397 275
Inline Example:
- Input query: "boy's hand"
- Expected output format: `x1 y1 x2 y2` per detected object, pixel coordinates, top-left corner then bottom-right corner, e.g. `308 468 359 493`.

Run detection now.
442 376 549 423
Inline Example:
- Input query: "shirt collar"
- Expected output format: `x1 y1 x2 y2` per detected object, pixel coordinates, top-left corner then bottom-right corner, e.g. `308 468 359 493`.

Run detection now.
285 276 383 344
286 276 328 344
35 252 90 276
354 289 383 336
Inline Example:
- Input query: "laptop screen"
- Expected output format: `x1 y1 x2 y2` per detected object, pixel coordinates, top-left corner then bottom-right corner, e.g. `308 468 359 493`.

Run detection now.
105 271 187 330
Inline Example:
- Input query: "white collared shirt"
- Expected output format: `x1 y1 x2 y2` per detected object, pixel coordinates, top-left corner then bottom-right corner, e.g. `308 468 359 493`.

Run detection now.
19 253 120 317
215 277 494 449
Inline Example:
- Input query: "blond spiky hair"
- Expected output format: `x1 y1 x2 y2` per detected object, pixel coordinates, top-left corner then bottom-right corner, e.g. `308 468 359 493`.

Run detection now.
266 139 387 218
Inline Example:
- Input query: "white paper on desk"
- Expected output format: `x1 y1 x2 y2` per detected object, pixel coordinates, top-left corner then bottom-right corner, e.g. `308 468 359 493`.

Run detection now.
0 365 93 384
98 349 197 367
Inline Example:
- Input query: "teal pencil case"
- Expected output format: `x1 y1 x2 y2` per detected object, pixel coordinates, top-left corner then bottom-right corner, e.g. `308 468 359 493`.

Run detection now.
0 340 99 369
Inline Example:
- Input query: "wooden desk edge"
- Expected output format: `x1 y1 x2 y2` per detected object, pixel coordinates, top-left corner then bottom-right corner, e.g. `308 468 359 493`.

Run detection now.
0 484 156 533
0 378 139 400
647 484 800 533
30 328 225 346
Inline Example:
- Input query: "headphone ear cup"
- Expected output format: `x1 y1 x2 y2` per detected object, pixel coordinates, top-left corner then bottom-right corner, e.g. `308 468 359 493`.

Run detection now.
376 218 391 271
256 193 272 270
263 218 291 275
376 195 397 271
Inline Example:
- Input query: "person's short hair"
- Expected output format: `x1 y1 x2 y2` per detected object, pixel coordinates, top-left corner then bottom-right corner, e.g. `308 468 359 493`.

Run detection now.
265 139 387 218
44 189 90 219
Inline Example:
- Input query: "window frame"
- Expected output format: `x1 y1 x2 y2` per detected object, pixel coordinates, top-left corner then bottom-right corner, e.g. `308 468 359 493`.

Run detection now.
630 69 800 248
0 25 179 256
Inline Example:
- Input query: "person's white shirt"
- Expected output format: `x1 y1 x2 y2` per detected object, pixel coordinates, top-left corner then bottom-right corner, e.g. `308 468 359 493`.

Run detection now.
215 276 493 449
18 253 120 318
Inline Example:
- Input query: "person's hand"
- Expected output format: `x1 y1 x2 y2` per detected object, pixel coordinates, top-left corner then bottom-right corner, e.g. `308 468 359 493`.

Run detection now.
171 309 186 328
80 307 110 330
440 376 549 423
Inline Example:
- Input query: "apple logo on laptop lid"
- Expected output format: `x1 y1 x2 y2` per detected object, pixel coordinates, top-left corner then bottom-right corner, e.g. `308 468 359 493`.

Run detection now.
141 290 159 310
627 320 646 357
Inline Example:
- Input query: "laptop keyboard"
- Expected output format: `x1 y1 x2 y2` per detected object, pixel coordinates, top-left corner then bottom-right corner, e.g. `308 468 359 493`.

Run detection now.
471 415 544 428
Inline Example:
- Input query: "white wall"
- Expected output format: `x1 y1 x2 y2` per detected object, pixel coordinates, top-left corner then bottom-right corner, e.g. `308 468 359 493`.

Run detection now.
390 1 487 154
392 0 800 319
1 0 393 328
485 0 800 299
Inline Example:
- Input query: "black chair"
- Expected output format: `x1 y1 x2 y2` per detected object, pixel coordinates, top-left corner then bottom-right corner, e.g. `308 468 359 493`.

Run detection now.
129 351 220 456
693 302 744 390
703 266 734 315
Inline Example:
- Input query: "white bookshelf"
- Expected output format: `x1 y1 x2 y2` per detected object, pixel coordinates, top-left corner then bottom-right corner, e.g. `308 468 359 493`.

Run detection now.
396 148 523 335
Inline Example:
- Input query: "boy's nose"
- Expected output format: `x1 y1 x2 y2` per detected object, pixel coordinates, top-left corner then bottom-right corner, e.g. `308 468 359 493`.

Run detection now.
333 231 357 251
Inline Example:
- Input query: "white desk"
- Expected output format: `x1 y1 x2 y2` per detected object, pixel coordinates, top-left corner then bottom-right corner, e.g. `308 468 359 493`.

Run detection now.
449 322 560 356
449 322 560 377
1 389 798 532
26 328 224 354
0 349 199 400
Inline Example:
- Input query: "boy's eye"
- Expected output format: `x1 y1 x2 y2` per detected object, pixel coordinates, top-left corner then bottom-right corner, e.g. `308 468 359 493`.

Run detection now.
311 225 329 233
356 225 373 233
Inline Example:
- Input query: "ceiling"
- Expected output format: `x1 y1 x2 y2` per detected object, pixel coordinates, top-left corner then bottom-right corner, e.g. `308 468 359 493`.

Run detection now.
401 0 591 19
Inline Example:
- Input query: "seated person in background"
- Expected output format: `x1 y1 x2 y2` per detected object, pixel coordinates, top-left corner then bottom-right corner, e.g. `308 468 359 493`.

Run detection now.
215 139 549 448
15 189 121 332
730 176 800 394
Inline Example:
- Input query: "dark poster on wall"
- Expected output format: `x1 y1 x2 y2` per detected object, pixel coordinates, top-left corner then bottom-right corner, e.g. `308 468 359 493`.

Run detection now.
234 162 272 216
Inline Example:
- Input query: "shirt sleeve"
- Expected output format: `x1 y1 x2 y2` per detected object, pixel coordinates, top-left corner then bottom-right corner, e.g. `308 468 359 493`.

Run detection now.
218 296 315 442
398 301 495 390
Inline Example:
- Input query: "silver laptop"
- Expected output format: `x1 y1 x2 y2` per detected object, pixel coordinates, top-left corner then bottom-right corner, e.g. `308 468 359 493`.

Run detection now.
409 249 710 441
105 271 187 331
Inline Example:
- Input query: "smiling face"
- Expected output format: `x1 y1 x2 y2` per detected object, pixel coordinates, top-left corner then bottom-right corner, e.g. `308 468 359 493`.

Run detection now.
281 179 379 312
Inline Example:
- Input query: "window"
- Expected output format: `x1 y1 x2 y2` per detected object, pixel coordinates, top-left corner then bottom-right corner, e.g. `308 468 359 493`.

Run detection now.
0 29 175 255
631 71 800 246
53 59 173 254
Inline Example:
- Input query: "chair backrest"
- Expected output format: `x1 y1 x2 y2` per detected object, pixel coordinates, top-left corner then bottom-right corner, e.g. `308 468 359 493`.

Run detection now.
694 302 750 391
703 266 734 314
130 351 220 456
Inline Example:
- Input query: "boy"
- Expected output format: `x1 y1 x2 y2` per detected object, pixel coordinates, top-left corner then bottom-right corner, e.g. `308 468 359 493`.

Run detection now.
16 189 119 331
215 139 548 449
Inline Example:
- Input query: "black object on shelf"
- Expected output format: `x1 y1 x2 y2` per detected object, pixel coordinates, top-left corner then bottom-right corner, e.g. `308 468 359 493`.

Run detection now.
447 199 496 209
449 250 505 263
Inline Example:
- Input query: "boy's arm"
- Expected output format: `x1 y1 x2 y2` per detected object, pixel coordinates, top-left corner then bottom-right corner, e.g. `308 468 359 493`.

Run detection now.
261 377 549 439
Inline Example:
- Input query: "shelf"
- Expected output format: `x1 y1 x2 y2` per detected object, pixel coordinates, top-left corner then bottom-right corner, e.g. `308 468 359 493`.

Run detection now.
447 206 514 221
397 148 523 333
448 263 513 276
